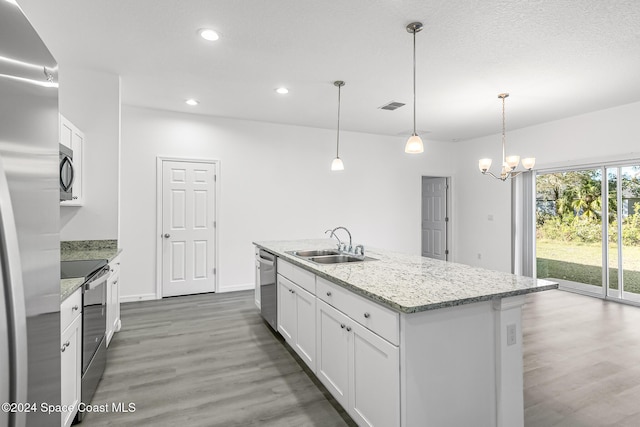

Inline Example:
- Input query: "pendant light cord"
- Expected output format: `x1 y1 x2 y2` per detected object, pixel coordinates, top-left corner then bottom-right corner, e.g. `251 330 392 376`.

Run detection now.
412 29 417 136
501 95 506 164
336 83 341 158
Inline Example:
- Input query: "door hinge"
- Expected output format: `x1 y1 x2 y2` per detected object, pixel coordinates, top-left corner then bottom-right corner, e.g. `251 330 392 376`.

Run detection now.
213 267 217 275
445 217 449 222
445 249 449 255
213 221 217 228
214 175 217 182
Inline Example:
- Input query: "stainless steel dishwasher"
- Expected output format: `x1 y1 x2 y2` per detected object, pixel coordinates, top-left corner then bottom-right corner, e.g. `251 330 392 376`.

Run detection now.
257 249 277 330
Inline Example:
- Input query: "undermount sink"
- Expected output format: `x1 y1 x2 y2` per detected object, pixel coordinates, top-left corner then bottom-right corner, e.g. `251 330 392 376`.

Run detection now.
307 255 368 264
286 249 377 264
291 249 341 257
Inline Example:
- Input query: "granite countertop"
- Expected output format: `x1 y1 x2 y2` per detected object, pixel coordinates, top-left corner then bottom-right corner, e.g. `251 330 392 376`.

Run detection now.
254 239 558 314
60 240 123 301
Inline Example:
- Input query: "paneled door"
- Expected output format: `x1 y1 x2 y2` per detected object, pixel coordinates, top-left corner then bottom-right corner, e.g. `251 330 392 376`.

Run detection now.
421 177 448 260
161 160 217 297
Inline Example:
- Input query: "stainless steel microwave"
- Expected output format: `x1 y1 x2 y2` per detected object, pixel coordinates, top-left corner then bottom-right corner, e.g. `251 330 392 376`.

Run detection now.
59 143 74 201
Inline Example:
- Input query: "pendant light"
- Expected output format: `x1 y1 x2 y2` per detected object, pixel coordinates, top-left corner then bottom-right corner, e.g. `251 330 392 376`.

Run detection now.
331 80 345 171
405 22 424 154
478 93 535 180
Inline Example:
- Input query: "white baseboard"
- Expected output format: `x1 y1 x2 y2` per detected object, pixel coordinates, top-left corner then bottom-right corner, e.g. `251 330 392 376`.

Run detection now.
218 282 254 293
119 293 158 303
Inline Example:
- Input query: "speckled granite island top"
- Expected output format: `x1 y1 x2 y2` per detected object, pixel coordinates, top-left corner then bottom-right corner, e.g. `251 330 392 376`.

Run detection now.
60 240 122 301
254 239 558 313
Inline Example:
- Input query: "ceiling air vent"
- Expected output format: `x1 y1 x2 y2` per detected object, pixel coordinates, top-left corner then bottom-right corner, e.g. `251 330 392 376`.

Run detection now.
378 101 405 111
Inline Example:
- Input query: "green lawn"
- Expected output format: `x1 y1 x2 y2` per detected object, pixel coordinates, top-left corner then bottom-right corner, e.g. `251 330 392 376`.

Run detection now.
536 240 640 294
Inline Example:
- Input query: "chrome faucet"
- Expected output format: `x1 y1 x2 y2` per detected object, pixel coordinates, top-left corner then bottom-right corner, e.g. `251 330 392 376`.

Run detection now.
325 226 356 254
325 228 343 249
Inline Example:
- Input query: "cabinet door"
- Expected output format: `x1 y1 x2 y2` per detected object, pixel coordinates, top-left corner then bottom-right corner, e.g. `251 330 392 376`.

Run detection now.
61 315 81 427
106 273 114 346
349 321 400 427
293 284 316 373
277 275 295 342
316 300 350 409
106 256 122 347
254 258 261 309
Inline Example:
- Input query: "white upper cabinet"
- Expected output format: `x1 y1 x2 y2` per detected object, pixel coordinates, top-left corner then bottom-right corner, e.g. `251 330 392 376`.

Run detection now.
59 115 84 206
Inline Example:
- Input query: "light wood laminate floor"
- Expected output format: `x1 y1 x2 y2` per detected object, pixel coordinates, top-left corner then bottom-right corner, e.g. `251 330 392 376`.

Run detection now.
82 291 355 427
82 289 640 426
523 290 640 426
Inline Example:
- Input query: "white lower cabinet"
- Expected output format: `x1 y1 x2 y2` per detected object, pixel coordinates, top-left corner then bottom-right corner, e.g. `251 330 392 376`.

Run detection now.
106 254 122 347
277 274 316 372
316 300 400 427
316 299 350 408
60 288 82 427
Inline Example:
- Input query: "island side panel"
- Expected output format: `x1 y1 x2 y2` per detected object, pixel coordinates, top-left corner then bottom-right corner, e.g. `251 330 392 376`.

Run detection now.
400 300 498 427
493 295 526 427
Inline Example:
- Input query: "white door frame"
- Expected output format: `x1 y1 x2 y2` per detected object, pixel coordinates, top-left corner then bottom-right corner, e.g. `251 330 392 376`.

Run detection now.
155 156 220 299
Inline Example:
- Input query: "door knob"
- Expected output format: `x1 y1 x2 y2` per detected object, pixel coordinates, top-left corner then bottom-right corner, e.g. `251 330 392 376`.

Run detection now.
164 233 170 238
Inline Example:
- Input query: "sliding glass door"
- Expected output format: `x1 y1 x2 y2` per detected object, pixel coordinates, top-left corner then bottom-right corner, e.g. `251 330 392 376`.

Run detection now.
535 164 640 303
536 169 604 295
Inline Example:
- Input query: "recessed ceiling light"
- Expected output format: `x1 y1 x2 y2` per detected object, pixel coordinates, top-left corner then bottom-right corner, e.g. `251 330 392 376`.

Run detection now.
198 28 219 41
185 99 199 106
275 87 289 95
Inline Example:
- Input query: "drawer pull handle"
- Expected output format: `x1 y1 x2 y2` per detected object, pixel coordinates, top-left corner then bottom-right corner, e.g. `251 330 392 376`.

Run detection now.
326 291 332 297
340 324 345 329
346 326 352 332
364 312 370 318
72 305 79 311
61 341 70 352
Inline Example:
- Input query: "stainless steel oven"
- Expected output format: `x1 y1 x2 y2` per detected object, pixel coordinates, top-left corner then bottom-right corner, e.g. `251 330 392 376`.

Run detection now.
59 143 74 201
257 249 277 330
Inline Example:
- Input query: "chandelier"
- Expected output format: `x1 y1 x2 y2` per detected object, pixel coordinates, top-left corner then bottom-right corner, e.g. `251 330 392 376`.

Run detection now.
478 93 535 180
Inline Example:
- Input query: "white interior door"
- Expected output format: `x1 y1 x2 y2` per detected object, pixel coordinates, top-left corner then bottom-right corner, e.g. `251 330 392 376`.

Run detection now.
162 160 216 297
421 177 448 260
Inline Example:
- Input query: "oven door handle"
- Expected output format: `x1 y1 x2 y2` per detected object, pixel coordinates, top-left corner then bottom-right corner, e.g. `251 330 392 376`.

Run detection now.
84 266 110 290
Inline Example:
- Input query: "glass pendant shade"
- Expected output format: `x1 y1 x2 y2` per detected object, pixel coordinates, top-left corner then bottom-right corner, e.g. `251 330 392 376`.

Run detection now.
405 134 424 154
522 157 536 170
331 157 344 171
505 155 520 169
478 158 492 172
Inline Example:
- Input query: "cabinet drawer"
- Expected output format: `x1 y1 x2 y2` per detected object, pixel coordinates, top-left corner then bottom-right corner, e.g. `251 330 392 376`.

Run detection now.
317 277 399 345
277 258 316 295
61 287 82 332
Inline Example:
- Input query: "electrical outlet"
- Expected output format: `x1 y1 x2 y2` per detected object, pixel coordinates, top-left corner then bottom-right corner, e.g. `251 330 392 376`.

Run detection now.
507 324 517 346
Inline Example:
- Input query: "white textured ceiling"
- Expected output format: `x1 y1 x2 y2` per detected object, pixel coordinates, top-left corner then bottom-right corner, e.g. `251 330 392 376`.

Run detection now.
16 0 640 141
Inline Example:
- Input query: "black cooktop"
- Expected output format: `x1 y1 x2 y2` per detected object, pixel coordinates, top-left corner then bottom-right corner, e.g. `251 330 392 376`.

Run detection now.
61 259 108 280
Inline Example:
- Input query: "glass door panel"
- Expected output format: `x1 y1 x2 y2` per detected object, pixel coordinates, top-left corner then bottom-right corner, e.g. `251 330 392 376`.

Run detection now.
536 169 604 294
607 168 620 298
619 166 640 302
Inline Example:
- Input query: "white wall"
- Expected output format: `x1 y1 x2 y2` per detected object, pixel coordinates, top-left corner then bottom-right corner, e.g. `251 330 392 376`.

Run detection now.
120 106 453 299
59 67 120 241
451 101 640 272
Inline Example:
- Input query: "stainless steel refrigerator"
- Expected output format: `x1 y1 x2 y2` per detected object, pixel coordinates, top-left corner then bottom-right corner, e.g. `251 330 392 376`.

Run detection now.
0 2 61 426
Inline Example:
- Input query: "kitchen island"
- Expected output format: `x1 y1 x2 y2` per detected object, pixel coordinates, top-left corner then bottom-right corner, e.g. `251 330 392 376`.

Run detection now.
254 239 557 427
